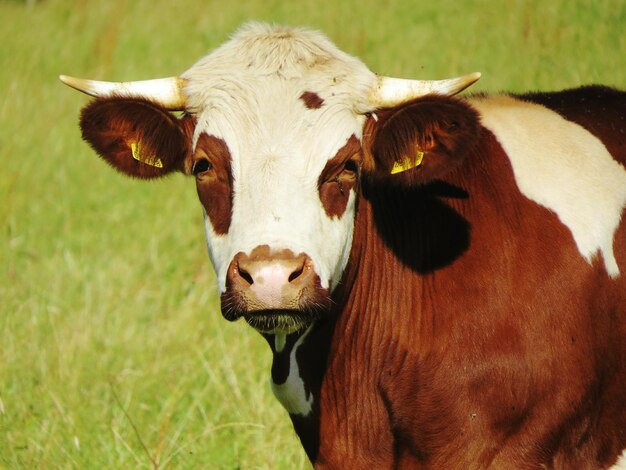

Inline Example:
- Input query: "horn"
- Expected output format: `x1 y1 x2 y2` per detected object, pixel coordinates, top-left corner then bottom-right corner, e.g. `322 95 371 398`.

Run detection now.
59 75 187 110
369 72 481 108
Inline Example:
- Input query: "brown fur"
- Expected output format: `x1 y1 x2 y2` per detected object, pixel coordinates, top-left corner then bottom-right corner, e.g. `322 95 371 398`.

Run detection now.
193 134 233 235
363 95 483 186
300 91 325 109
318 135 362 218
313 123 626 468
80 97 194 179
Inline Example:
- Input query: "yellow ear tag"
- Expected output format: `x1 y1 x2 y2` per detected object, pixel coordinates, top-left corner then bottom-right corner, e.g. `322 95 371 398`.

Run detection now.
390 150 425 174
130 141 163 168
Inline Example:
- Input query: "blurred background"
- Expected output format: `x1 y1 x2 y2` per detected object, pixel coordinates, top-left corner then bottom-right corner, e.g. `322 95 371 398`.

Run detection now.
1 0 624 468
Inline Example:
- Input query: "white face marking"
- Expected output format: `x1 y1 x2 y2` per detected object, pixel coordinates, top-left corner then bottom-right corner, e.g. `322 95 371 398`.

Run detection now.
182 24 376 293
470 95 626 277
270 326 314 416
198 107 361 293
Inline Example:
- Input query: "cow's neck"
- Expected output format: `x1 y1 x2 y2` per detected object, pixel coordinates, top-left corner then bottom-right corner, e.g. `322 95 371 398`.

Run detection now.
260 179 472 460
262 316 335 461
260 183 420 459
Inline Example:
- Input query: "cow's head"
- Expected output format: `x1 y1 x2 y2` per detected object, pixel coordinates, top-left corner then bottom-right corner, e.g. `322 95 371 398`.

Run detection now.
62 23 479 335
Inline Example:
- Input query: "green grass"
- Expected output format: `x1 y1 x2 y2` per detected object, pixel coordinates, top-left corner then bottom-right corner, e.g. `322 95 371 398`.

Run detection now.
1 0 624 467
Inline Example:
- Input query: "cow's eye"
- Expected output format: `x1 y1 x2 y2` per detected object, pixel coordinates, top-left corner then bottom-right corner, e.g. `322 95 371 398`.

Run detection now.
343 159 359 175
193 158 213 176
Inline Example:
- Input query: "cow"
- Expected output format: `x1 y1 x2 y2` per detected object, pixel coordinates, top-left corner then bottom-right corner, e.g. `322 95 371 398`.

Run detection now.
60 23 626 469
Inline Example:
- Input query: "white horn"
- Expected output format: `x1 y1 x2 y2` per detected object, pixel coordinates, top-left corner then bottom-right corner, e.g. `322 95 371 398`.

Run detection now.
59 75 187 110
369 72 481 108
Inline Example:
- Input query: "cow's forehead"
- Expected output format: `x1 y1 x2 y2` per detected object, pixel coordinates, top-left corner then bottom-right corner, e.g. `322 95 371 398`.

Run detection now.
181 23 377 149
189 77 366 170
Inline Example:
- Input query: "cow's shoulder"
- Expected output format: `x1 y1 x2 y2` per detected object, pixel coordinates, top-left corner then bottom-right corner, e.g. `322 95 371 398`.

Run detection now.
465 90 626 277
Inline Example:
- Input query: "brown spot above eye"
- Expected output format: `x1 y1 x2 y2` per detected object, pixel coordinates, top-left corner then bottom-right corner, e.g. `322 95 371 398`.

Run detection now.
300 91 324 109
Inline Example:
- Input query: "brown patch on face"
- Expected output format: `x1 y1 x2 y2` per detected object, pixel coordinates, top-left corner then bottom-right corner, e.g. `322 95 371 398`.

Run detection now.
300 91 325 109
318 135 362 218
193 133 233 235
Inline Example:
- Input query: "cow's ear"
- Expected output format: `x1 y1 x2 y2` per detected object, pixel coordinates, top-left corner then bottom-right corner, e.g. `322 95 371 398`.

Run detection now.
362 95 481 186
80 97 195 179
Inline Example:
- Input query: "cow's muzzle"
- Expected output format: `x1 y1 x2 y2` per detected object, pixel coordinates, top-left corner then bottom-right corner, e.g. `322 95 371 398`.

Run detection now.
220 245 330 334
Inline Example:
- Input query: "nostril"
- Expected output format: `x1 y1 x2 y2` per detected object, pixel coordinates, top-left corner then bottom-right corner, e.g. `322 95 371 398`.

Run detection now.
288 266 305 283
237 264 254 285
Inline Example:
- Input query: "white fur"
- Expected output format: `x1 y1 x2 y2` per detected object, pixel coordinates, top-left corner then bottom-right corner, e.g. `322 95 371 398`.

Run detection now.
470 95 626 277
182 23 375 292
270 326 314 416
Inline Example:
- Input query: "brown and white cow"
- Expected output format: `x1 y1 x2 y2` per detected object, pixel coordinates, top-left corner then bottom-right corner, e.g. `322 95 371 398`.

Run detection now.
61 23 626 469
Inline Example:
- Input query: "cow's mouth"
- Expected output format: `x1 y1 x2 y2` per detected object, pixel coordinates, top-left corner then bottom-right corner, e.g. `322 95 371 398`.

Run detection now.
242 309 319 334
220 274 331 334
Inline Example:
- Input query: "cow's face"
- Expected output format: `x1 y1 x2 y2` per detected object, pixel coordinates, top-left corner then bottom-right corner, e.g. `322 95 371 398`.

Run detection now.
70 23 480 334
180 26 380 333
188 85 368 334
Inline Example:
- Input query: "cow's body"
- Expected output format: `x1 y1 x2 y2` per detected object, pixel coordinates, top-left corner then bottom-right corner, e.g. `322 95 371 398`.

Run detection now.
320 89 626 469
269 87 626 469
62 24 626 469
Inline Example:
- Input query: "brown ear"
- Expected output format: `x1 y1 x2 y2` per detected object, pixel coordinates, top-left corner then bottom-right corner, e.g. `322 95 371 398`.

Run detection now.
80 97 195 179
363 95 482 186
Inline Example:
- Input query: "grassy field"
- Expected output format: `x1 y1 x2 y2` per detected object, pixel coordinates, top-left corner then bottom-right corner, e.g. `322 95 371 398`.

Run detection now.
1 0 625 468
